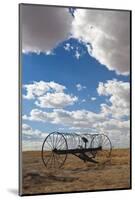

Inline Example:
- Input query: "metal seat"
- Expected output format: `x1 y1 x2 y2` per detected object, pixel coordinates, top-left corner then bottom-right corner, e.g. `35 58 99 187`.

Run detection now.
81 137 88 143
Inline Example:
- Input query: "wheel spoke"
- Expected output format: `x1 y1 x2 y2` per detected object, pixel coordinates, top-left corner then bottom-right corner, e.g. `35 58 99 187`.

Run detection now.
46 140 53 149
90 134 112 163
52 134 54 148
95 137 99 146
54 133 59 148
55 154 63 167
56 135 63 147
46 152 53 166
49 153 54 168
104 138 109 146
54 154 59 167
48 136 53 148
57 140 65 149
52 153 55 168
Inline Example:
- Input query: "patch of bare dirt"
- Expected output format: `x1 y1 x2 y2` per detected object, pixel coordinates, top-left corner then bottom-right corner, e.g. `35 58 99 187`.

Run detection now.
21 149 131 195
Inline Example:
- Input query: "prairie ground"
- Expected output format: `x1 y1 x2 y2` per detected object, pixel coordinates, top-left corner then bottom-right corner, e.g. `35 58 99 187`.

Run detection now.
21 149 130 195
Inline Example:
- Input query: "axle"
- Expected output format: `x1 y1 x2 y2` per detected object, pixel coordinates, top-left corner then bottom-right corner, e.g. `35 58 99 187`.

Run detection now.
53 146 102 154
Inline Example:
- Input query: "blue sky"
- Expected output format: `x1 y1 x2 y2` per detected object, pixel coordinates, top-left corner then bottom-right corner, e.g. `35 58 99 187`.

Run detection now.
21 5 130 149
22 38 129 133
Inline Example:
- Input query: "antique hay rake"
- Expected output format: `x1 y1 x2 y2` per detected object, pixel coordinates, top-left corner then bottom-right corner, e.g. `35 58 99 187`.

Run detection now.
41 132 112 168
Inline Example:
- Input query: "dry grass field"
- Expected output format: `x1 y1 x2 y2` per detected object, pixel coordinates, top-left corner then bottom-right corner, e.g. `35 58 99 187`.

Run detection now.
21 149 130 195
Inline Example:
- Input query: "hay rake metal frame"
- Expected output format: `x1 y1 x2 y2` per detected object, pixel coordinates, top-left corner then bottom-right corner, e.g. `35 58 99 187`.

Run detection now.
41 132 112 169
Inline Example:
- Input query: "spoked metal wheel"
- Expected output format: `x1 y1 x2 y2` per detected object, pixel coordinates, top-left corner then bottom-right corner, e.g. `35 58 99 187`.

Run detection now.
41 132 68 168
90 134 112 163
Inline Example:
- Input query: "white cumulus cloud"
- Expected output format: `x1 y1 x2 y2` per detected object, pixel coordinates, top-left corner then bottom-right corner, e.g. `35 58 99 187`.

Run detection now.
23 108 105 128
23 79 130 148
76 83 86 91
75 49 81 59
21 5 73 53
22 123 47 140
97 79 130 119
23 81 66 99
23 81 78 108
64 43 71 51
22 123 48 151
35 92 78 108
72 9 130 75
91 97 96 101
23 108 130 148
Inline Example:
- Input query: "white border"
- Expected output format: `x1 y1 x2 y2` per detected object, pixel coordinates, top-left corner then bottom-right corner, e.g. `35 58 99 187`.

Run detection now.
0 0 134 199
